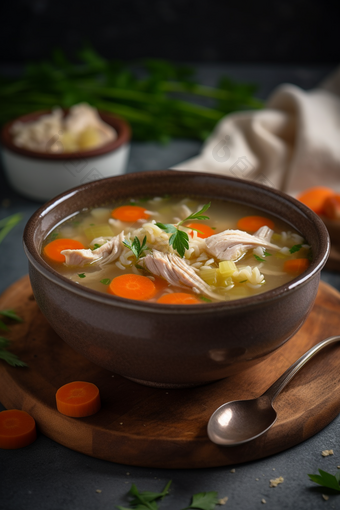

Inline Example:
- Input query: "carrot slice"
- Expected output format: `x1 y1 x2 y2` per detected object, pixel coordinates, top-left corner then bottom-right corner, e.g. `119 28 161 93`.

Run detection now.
44 238 85 263
187 223 215 239
0 409 37 449
283 258 310 274
322 194 340 220
237 216 275 233
109 274 156 300
157 292 201 305
297 187 335 215
56 381 101 418
111 205 149 222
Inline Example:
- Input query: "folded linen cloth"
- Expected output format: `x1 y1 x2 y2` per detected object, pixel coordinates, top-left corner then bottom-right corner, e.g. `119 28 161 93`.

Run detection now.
174 68 340 197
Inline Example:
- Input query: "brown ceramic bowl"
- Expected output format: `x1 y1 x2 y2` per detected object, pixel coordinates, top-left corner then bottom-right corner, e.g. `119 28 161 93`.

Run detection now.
23 170 330 387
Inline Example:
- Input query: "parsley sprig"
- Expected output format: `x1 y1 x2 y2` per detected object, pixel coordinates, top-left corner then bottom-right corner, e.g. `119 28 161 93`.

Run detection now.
0 309 26 367
156 202 211 258
117 481 220 510
308 469 340 492
0 213 22 245
123 236 149 263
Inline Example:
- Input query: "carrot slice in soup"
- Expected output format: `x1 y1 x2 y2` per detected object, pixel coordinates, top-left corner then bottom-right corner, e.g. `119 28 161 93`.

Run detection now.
157 292 201 305
56 381 101 418
0 409 37 449
111 205 149 222
44 239 85 263
237 216 275 232
297 187 335 215
187 223 215 239
283 258 309 274
109 274 156 300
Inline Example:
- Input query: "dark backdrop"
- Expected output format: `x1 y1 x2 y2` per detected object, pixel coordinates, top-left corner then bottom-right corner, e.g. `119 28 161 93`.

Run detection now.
0 0 338 63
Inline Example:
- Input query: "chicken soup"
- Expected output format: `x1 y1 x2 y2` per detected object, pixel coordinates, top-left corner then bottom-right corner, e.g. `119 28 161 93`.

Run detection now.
42 196 312 304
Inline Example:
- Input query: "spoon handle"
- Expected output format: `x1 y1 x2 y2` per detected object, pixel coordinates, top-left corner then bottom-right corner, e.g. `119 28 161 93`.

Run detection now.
262 335 340 403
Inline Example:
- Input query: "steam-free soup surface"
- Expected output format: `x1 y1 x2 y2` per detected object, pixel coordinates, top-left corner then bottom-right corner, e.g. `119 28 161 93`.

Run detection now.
42 196 311 304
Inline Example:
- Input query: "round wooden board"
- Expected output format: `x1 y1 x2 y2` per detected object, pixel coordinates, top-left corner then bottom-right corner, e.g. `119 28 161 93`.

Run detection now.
1 276 340 468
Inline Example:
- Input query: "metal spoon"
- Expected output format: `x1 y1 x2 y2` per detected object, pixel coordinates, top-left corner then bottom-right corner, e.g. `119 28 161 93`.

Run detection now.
207 335 340 446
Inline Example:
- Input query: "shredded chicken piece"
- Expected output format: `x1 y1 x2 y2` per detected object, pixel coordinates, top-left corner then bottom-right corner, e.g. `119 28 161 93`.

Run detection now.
61 232 124 267
205 227 280 261
140 250 225 301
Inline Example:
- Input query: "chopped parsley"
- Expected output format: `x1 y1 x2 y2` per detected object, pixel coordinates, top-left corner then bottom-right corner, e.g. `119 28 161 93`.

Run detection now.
123 236 149 263
254 254 265 262
100 278 111 285
289 244 302 254
78 273 86 278
92 243 102 250
264 250 272 257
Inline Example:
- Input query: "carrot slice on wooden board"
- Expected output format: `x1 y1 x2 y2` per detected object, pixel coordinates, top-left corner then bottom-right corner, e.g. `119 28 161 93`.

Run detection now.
0 409 37 449
322 194 340 220
187 223 215 239
111 205 149 222
157 292 201 305
56 381 101 418
297 187 335 215
43 239 85 263
237 216 275 232
108 274 156 300
283 258 310 274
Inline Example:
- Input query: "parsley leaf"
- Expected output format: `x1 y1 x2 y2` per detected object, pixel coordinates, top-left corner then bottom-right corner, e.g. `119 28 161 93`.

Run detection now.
254 254 265 262
92 243 102 250
0 349 27 367
199 296 212 303
100 278 111 285
308 469 340 492
264 250 272 257
0 309 23 322
123 236 149 262
0 213 23 245
78 273 86 278
156 203 211 258
117 480 172 510
185 491 219 510
0 310 27 368
289 244 302 254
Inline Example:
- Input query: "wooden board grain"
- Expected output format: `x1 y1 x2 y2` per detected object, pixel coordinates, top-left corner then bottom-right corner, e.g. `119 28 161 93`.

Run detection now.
0 275 340 468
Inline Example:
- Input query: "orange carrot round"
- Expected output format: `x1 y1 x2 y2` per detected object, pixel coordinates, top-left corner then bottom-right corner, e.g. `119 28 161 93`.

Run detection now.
322 194 340 220
297 187 335 215
56 381 101 418
0 409 37 449
44 239 85 263
111 205 149 222
283 258 310 275
187 223 215 239
157 292 201 305
109 274 156 300
237 216 275 233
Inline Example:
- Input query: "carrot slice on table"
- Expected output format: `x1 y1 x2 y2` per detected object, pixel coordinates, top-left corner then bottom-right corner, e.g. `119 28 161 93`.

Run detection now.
322 194 340 220
111 205 149 222
283 258 310 274
157 292 201 305
56 381 101 418
297 187 335 215
109 274 156 300
43 239 85 263
237 216 275 233
0 409 37 449
187 223 215 239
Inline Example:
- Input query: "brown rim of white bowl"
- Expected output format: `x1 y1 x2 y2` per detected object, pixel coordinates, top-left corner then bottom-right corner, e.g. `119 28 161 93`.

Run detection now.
0 109 131 161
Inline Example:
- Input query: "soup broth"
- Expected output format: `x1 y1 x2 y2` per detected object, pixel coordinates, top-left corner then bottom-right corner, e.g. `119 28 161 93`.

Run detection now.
42 196 311 304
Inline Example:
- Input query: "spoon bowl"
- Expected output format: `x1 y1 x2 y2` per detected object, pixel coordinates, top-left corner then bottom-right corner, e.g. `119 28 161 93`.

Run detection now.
207 335 340 446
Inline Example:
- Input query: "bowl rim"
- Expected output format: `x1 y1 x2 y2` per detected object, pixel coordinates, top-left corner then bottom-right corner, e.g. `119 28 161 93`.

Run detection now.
0 109 131 161
23 170 330 314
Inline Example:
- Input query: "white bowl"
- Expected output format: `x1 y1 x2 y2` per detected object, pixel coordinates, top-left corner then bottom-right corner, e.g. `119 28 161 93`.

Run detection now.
0 110 131 201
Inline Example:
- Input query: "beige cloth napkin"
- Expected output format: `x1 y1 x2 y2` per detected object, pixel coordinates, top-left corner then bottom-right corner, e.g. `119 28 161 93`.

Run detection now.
174 68 340 197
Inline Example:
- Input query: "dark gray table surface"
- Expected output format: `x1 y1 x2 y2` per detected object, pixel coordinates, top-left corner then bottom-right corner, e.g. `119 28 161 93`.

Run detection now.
1 65 340 510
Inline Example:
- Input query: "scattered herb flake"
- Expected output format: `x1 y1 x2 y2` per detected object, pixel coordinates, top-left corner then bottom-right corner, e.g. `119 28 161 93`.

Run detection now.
49 231 59 241
100 279 111 285
264 250 272 257
289 244 302 254
92 243 102 250
0 311 26 367
78 273 86 278
254 254 265 262
239 280 248 283
308 469 340 492
199 296 212 303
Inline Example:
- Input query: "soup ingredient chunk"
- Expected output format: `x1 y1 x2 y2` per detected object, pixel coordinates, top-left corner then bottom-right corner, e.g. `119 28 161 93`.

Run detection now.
157 292 200 304
44 238 85 263
237 216 275 232
205 227 280 261
283 258 309 274
112 205 149 223
56 381 101 417
108 274 157 301
0 409 37 449
187 223 215 239
140 250 224 301
61 232 124 267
